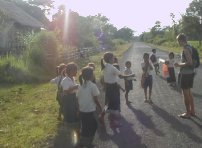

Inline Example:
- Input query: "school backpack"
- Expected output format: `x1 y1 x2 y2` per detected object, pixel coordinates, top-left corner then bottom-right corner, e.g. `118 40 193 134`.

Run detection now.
150 54 157 63
191 46 200 68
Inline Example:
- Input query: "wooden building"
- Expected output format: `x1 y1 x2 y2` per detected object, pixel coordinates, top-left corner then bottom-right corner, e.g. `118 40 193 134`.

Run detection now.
0 0 45 54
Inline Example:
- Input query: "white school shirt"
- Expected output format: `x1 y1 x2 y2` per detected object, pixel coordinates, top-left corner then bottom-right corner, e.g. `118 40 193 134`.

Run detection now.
61 76 77 93
141 62 153 75
124 67 134 80
168 59 175 68
77 81 100 112
103 63 121 84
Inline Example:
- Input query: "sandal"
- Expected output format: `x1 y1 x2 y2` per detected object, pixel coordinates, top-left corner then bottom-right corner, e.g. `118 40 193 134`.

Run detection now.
178 113 191 118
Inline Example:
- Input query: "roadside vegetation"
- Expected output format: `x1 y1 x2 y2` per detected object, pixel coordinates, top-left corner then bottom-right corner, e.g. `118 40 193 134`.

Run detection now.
139 0 202 59
0 42 131 148
1 0 201 147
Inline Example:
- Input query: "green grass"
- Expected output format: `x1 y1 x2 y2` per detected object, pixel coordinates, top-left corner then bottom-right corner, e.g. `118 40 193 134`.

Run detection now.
0 43 132 148
0 83 59 147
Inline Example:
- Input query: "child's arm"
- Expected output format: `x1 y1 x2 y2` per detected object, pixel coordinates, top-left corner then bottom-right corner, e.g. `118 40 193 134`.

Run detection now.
119 73 135 79
117 83 125 92
50 77 58 84
63 84 79 93
93 96 102 113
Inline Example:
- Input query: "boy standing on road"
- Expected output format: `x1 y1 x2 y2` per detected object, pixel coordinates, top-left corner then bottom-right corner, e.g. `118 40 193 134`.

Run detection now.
175 33 195 118
150 49 160 75
141 53 153 103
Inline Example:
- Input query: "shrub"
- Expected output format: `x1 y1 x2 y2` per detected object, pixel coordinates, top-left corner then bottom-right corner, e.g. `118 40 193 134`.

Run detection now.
24 31 59 78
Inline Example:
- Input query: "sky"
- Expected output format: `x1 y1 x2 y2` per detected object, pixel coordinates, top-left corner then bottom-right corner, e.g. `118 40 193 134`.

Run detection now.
51 0 193 35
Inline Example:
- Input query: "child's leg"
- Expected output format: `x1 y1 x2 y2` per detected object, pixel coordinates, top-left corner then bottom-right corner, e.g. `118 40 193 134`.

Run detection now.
144 87 148 101
125 90 129 103
148 76 153 103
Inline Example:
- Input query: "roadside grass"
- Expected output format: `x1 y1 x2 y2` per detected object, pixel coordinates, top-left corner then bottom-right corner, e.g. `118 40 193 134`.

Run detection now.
0 43 132 148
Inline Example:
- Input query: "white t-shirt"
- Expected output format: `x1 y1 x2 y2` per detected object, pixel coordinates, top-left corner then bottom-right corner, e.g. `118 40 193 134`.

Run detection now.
61 76 77 93
77 81 100 112
168 59 175 68
124 68 134 80
103 63 121 84
141 62 153 75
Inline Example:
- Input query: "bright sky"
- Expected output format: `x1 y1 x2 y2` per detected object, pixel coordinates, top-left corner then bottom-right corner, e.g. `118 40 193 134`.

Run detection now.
52 0 193 35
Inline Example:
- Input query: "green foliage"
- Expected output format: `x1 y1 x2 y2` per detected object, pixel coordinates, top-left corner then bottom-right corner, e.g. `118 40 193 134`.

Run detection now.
0 55 30 83
25 31 59 76
115 27 134 41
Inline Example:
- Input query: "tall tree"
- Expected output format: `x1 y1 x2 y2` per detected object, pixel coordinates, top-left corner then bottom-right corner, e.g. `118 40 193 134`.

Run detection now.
185 0 202 43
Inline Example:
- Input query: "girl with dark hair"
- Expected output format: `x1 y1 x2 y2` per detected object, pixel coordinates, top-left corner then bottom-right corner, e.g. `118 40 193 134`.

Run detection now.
77 66 102 147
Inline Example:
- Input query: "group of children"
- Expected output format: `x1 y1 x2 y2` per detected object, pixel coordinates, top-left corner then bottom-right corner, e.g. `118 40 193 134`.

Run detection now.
50 49 177 147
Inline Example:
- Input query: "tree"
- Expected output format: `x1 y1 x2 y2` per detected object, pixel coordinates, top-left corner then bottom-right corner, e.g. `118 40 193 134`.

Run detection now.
150 21 162 37
115 27 134 41
186 0 202 44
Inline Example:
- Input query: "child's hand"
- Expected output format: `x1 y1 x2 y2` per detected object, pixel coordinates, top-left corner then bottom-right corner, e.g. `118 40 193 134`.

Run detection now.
174 62 180 67
73 84 79 89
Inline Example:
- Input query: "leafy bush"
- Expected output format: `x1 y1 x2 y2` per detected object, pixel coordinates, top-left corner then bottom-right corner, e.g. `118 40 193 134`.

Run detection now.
24 31 59 77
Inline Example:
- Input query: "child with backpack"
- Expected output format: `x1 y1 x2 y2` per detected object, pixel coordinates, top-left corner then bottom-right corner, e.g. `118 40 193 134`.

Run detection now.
50 63 66 121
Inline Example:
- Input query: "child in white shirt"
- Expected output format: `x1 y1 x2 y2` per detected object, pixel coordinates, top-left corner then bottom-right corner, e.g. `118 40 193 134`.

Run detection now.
124 61 136 104
101 52 135 128
165 52 176 86
60 62 79 123
77 66 102 147
50 63 66 120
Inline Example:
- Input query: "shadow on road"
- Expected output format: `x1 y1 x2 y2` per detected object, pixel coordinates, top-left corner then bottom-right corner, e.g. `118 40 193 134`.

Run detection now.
151 104 202 143
97 115 147 148
53 122 80 148
127 104 164 137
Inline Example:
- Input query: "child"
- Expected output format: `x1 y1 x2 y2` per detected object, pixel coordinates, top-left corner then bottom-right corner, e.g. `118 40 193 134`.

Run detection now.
141 53 153 103
60 62 79 124
77 66 102 148
165 52 176 87
113 57 125 92
150 48 160 75
124 61 136 104
100 52 135 128
79 62 96 85
50 63 66 120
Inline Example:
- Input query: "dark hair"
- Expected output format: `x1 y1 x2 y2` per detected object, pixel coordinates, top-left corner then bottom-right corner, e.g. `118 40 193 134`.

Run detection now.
103 52 114 63
65 62 77 75
143 53 149 59
125 61 131 66
169 52 174 58
152 49 156 52
81 66 94 84
176 33 187 42
57 63 66 76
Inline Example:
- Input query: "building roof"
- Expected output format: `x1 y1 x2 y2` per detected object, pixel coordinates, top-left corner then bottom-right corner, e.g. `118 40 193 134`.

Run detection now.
0 1 45 28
